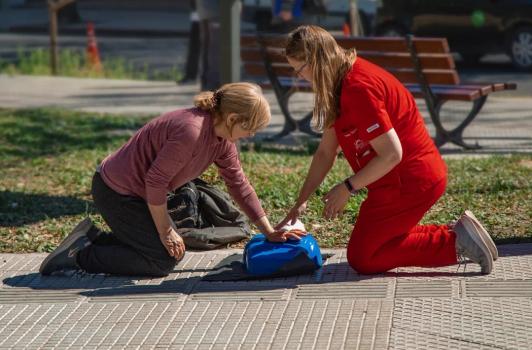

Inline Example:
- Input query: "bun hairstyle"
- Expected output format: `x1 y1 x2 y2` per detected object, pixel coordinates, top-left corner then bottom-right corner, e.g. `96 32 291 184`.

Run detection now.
194 90 222 112
194 82 271 135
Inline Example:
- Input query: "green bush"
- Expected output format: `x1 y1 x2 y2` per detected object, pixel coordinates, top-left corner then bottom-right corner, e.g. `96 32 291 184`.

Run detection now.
0 48 182 81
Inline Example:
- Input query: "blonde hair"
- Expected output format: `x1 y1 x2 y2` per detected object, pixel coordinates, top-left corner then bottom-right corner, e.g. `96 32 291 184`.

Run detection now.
194 82 271 135
285 25 357 131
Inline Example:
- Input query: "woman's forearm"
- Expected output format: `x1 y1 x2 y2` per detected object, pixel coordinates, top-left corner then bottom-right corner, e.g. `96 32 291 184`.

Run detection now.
254 215 274 234
147 203 173 234
296 150 336 204
349 153 401 191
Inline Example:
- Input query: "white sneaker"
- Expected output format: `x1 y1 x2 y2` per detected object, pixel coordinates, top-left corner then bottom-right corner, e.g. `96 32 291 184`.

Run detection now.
462 210 498 261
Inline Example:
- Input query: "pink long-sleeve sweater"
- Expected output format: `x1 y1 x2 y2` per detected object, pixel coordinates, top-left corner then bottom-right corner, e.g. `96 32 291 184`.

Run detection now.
99 107 265 222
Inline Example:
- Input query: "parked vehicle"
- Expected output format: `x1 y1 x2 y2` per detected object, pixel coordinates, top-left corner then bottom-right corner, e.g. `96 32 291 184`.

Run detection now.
374 0 532 70
242 0 379 35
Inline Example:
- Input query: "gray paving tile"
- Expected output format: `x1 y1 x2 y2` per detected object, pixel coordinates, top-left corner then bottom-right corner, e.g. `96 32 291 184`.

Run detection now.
392 298 532 350
0 245 530 348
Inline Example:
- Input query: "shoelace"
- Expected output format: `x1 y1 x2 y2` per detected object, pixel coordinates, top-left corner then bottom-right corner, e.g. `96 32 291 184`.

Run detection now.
456 252 468 273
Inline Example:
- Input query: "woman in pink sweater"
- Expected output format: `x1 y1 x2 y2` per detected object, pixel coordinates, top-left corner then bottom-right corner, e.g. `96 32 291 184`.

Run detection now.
40 82 303 277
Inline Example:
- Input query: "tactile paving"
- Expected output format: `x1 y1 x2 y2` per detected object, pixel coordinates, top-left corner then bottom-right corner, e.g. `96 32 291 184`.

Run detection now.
0 244 531 349
295 281 390 299
190 282 291 302
391 298 532 350
0 288 81 304
464 279 532 297
395 280 453 298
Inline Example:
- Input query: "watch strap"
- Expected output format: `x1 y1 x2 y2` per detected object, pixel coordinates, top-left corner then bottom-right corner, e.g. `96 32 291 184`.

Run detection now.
344 178 357 195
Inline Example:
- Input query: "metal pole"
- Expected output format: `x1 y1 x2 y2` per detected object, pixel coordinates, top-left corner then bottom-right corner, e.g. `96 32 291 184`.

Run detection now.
220 0 240 84
49 6 58 75
349 0 363 36
47 0 75 75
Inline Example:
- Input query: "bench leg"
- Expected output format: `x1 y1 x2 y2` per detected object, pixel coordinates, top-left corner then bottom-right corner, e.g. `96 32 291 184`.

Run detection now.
433 97 487 150
297 112 321 137
265 90 297 140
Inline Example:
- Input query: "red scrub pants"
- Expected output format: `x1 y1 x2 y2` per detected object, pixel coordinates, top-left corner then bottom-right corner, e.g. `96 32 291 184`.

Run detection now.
347 177 458 274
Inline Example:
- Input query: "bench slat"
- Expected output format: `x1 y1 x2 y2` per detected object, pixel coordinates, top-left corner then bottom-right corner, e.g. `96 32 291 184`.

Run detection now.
250 78 483 102
242 47 455 71
382 69 460 85
462 81 517 92
360 52 455 70
336 37 451 54
243 62 459 85
408 87 481 101
405 83 493 96
242 35 451 54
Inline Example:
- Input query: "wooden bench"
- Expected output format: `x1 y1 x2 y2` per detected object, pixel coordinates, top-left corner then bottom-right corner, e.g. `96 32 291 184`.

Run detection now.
240 34 517 149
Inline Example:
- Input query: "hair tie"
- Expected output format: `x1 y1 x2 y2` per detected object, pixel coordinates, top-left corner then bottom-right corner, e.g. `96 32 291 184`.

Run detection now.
211 90 222 110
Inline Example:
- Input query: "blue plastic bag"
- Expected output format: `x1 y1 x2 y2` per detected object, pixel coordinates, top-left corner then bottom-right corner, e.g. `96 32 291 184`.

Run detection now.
244 233 323 276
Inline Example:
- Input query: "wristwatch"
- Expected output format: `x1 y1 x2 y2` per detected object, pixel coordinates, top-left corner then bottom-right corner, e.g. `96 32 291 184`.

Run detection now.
344 178 358 196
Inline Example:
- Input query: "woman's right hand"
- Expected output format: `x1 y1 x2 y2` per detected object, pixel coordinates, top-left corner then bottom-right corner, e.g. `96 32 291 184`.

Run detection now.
159 227 186 261
275 202 308 231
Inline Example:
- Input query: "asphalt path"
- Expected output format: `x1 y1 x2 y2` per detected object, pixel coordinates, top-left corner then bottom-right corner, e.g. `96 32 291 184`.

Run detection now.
1 33 531 97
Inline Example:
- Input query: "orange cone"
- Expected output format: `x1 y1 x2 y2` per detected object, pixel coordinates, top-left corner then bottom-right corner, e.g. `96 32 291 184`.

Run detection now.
86 22 102 72
343 22 351 37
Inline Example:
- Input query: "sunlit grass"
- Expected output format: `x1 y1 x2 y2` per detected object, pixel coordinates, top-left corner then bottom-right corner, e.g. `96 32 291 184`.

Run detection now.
0 108 530 252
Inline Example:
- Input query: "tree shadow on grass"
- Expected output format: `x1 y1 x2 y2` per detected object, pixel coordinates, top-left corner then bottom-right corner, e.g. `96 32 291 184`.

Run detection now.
0 108 147 160
0 190 92 227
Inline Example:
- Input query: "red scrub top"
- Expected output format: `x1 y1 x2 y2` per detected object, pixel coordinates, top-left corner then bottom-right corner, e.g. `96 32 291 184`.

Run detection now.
334 57 447 192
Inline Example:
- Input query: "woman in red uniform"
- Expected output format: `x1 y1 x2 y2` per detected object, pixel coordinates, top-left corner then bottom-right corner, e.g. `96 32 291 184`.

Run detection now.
277 25 498 274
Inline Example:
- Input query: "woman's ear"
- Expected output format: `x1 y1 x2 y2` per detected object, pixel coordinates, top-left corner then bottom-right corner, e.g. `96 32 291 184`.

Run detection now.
225 113 238 127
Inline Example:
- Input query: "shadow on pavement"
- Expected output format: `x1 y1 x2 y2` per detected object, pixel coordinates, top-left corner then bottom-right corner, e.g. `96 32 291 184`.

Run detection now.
2 262 486 297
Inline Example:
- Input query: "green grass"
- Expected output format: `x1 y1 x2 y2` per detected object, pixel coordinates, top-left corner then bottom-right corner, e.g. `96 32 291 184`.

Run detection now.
0 108 531 252
0 48 182 81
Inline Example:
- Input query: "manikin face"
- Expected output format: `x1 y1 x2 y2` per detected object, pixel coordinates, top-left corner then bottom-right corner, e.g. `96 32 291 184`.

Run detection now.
287 57 312 82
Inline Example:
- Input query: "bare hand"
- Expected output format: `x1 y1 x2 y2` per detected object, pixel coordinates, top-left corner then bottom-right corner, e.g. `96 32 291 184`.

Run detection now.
275 202 307 230
322 183 351 219
264 228 306 242
159 228 186 260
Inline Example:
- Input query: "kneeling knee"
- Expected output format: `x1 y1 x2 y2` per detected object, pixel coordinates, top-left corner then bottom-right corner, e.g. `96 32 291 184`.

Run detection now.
152 257 178 277
347 252 382 275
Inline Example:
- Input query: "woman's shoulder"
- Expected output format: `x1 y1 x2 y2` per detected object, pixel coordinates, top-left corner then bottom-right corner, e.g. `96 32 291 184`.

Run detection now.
152 108 206 139
164 107 208 121
342 58 387 95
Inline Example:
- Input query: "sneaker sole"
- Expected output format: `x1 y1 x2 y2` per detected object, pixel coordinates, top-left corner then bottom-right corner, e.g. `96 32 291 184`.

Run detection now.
464 210 498 261
458 217 494 274
39 218 92 275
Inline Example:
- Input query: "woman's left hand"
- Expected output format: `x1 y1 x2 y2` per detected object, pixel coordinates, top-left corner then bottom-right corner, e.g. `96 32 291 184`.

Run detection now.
322 182 351 219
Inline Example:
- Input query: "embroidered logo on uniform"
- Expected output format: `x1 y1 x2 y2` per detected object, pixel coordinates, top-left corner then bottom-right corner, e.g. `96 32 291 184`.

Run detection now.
366 123 380 133
355 139 367 152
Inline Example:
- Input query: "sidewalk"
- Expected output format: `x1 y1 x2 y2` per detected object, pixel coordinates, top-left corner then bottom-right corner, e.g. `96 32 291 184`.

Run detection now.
0 245 531 349
1 74 531 154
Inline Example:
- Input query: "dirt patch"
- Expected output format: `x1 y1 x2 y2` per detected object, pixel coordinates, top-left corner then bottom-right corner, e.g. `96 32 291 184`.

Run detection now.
519 159 532 169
